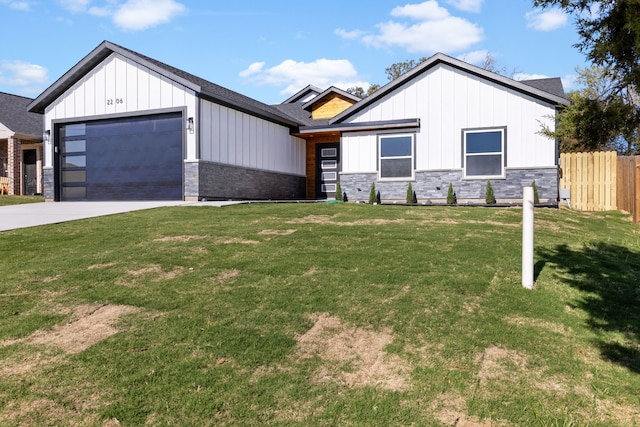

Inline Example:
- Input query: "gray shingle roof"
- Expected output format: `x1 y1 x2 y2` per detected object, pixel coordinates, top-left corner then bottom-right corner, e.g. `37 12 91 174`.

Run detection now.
0 92 42 138
28 41 299 128
520 78 567 100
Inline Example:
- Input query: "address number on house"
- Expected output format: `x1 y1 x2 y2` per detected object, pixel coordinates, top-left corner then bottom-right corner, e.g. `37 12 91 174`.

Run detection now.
106 98 124 105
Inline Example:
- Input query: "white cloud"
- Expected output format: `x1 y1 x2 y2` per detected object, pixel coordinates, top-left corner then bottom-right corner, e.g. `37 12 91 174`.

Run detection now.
0 0 32 11
57 0 90 13
113 0 186 31
446 0 483 13
0 60 49 95
334 28 365 40
457 49 489 65
561 74 577 90
239 62 265 78
239 58 370 96
513 72 550 81
526 8 568 31
337 1 483 55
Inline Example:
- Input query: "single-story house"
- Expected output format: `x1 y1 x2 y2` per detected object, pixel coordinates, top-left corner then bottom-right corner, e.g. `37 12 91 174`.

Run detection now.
28 40 569 203
0 92 43 195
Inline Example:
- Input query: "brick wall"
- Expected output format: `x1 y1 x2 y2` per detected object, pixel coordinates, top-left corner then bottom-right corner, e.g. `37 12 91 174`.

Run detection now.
186 160 306 200
7 137 21 195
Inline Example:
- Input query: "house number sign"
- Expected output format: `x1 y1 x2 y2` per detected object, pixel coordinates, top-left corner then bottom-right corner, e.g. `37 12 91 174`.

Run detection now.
106 98 124 105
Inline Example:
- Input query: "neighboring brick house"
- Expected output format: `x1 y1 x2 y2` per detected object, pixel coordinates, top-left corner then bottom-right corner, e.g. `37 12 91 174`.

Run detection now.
28 41 568 202
0 92 43 195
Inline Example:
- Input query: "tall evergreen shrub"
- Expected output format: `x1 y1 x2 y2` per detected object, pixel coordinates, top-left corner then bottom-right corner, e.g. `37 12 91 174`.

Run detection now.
369 182 377 204
335 182 342 201
485 180 496 205
531 180 540 204
446 182 457 205
406 183 414 204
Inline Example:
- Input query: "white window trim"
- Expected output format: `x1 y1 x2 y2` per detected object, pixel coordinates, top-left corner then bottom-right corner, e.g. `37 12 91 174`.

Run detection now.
462 127 506 180
378 133 415 181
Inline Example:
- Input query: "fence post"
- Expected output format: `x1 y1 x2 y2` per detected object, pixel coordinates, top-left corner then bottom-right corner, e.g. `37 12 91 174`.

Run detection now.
522 187 534 289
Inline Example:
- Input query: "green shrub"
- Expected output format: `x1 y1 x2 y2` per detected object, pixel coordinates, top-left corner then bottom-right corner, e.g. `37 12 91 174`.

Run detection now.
406 183 415 204
335 182 342 201
531 180 540 204
446 182 457 205
369 182 377 204
485 180 496 205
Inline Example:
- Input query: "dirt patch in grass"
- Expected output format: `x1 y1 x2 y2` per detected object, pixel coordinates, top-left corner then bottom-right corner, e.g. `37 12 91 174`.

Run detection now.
210 269 240 284
295 313 409 391
287 215 407 227
153 235 207 242
504 315 570 336
258 229 297 236
214 237 260 245
429 392 511 426
476 346 528 383
2 304 140 355
87 261 119 270
2 397 99 426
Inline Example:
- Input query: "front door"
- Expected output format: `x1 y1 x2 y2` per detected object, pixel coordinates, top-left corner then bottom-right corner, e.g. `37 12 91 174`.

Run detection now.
23 149 37 195
316 143 340 199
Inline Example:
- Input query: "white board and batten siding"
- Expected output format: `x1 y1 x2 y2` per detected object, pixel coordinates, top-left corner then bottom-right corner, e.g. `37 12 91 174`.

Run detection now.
200 100 306 177
43 52 198 168
341 63 557 174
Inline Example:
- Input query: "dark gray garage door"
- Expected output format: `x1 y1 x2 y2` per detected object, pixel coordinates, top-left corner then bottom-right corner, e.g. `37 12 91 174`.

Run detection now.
57 112 183 201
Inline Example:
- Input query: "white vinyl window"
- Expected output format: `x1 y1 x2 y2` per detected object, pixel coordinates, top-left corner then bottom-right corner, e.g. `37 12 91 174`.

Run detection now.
463 128 506 179
378 134 414 180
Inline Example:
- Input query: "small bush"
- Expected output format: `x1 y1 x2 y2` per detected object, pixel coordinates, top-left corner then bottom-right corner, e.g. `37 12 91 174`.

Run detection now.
531 180 540 204
335 182 342 201
406 183 415 204
446 182 457 205
485 180 496 205
369 182 377 204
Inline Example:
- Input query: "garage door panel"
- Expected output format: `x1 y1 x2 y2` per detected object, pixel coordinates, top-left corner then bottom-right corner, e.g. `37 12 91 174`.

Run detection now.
59 112 183 201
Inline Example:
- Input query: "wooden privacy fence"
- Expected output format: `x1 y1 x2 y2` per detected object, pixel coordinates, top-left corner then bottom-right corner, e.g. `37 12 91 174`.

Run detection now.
560 151 640 224
560 151 617 211
617 156 640 224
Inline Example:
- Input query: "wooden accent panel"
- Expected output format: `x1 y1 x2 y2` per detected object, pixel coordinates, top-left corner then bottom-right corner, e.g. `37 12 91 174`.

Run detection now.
311 95 356 120
305 135 340 198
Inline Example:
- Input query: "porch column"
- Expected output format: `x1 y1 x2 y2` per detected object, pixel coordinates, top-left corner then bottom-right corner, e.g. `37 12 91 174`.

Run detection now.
7 137 21 195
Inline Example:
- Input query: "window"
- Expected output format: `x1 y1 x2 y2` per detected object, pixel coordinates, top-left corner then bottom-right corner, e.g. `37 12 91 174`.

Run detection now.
463 128 506 178
379 134 414 180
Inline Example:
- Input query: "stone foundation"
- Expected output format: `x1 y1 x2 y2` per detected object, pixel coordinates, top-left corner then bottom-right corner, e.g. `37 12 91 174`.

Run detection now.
339 168 558 204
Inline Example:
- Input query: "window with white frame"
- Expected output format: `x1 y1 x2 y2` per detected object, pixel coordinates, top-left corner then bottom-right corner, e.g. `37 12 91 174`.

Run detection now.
378 134 414 180
463 128 506 178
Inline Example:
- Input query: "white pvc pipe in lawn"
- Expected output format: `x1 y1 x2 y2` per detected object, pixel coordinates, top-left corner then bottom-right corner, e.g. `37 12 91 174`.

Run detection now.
522 186 534 289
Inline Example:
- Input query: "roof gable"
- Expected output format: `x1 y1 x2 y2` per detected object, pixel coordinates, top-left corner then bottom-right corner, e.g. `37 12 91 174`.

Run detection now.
301 86 360 111
330 52 570 124
282 85 323 104
28 41 299 128
0 92 42 138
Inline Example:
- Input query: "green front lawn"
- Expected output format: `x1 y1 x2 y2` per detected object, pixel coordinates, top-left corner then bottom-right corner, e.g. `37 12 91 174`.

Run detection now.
0 195 44 206
0 203 638 425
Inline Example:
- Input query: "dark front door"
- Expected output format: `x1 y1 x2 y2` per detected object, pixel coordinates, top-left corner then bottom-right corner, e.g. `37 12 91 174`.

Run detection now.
23 149 37 195
316 143 340 199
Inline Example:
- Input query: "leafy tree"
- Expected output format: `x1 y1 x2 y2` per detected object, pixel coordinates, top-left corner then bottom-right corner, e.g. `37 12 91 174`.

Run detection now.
385 57 428 81
533 0 640 91
538 66 639 154
446 182 457 205
346 84 381 98
485 181 496 205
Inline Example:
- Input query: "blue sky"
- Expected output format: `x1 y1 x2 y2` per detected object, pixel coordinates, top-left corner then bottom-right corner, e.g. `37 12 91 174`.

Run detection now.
0 0 587 105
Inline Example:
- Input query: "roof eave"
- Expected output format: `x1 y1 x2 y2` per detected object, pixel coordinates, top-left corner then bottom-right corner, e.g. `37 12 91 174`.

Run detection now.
28 41 202 114
298 118 420 134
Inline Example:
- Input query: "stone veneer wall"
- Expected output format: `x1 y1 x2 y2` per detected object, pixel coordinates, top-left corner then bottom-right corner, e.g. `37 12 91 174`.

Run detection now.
43 167 55 200
339 168 558 203
185 161 306 200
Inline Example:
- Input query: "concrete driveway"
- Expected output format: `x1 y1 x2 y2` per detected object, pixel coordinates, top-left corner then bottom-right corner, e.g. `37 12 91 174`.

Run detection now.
0 201 240 232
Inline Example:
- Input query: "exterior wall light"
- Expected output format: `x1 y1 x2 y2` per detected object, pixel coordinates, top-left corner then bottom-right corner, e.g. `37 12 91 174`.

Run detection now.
187 117 194 134
43 129 50 143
